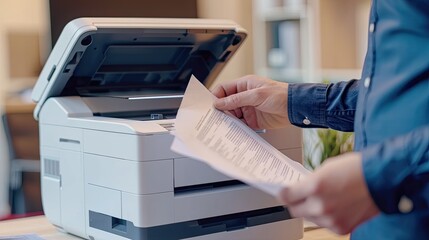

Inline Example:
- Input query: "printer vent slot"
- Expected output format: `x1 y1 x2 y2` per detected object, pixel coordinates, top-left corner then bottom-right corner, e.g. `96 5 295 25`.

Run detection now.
44 158 60 179
174 180 245 195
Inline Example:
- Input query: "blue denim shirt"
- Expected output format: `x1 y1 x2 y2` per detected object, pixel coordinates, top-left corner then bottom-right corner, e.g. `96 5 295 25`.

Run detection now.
287 0 429 239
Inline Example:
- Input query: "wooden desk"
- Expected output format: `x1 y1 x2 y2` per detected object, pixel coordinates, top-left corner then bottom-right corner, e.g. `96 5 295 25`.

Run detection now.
0 216 349 240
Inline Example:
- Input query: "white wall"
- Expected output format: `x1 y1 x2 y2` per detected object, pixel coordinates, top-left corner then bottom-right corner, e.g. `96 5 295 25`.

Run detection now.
0 0 49 91
197 0 254 88
0 0 49 218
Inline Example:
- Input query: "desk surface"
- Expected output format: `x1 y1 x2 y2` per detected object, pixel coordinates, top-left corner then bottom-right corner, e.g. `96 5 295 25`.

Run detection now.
0 216 349 240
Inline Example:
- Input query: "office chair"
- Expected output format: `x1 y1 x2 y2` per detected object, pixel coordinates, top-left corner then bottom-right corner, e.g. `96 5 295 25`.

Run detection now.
2 112 42 215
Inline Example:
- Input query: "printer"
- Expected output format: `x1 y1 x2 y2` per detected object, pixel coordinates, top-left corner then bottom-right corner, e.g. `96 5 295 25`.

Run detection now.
32 18 304 240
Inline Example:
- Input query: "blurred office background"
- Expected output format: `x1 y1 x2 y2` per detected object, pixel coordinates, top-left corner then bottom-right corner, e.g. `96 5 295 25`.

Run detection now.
0 0 369 219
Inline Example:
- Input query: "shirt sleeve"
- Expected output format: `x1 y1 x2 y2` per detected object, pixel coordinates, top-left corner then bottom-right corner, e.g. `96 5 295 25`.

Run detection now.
287 79 359 131
362 124 429 214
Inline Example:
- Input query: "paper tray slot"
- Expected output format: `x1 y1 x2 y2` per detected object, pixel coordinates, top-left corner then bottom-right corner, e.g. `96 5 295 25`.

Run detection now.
80 94 182 119
78 89 184 99
174 180 245 195
94 109 178 120
197 206 290 231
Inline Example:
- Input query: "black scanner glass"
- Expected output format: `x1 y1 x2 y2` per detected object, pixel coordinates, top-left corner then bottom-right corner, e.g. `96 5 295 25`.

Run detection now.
59 28 242 98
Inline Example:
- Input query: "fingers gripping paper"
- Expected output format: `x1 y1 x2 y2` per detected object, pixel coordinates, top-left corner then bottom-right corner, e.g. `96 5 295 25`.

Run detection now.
171 76 310 197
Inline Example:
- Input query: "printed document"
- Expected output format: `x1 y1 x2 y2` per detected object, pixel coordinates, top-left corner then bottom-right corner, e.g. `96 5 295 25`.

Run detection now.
171 76 310 197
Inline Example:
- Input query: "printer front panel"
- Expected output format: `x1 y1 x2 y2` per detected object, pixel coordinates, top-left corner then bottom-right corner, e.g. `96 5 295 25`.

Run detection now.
259 125 303 163
83 129 180 161
173 157 233 188
84 153 173 194
80 126 289 227
80 116 303 218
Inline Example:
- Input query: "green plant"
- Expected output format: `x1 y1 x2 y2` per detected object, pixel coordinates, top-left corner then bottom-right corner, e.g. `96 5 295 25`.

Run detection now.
304 129 354 170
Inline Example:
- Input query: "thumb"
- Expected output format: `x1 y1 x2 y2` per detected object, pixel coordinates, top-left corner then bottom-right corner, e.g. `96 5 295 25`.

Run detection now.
280 179 314 205
279 187 293 205
213 91 256 110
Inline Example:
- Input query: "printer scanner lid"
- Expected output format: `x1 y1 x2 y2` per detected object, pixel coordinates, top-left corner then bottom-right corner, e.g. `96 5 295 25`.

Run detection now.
32 18 247 119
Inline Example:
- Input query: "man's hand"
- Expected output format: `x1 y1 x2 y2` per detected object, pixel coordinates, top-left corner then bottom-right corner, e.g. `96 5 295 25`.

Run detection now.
212 75 290 129
280 152 380 235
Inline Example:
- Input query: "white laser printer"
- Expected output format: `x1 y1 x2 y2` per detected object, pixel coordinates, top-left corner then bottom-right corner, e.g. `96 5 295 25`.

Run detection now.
32 18 304 240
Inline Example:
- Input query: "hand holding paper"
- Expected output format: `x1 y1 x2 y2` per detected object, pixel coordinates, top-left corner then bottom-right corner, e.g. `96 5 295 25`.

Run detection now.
171 76 310 197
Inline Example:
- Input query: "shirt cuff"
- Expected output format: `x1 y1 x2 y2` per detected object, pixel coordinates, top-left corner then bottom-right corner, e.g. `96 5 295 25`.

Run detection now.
288 83 328 128
361 127 429 215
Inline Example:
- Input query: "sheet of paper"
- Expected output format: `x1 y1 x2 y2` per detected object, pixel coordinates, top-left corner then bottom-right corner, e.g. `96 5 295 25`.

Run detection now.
171 75 310 197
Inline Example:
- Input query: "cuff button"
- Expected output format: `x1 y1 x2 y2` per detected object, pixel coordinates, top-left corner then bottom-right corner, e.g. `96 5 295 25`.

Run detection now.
398 195 413 213
303 118 311 125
